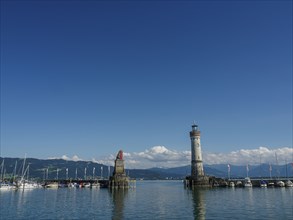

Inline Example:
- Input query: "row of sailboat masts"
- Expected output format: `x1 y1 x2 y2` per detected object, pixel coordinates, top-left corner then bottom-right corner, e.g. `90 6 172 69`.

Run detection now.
274 152 291 179
226 162 292 180
226 152 293 179
227 164 251 180
42 166 113 180
0 159 18 182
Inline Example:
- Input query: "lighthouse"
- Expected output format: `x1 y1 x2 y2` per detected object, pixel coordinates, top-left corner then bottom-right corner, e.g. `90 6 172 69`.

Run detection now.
185 123 210 187
190 124 204 177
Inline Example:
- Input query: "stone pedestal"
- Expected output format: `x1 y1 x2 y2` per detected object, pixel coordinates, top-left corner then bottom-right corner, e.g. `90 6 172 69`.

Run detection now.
109 175 129 188
185 175 211 188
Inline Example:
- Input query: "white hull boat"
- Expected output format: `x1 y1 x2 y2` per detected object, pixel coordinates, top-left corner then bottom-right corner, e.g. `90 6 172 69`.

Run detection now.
244 177 252 187
276 180 285 187
46 182 59 188
285 180 293 187
0 182 17 190
18 181 39 189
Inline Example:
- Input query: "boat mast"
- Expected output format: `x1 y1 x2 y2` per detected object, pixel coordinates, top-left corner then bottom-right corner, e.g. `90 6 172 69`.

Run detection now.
246 164 249 178
43 168 46 182
259 154 262 178
56 169 59 180
46 168 49 180
0 159 4 181
285 159 288 179
275 152 280 179
3 168 6 182
13 160 18 182
21 154 27 182
27 164 30 181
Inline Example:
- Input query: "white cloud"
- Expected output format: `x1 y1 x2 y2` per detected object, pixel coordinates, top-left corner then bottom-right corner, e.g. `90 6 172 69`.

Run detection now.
51 146 293 169
94 146 292 169
90 146 189 169
71 155 82 161
206 146 293 165
49 155 83 162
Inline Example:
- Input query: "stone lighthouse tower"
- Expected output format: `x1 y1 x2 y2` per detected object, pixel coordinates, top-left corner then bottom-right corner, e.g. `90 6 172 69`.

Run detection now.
190 124 204 177
186 123 210 187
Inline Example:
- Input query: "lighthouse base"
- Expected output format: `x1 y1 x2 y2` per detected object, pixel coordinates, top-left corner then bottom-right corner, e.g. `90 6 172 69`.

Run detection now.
184 175 211 188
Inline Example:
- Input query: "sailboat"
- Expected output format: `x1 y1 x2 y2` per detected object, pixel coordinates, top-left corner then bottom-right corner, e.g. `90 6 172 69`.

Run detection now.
17 156 39 190
17 165 39 189
285 179 293 187
259 155 267 187
0 159 17 190
259 180 267 187
284 160 293 187
45 182 59 188
275 153 285 187
227 164 235 187
0 182 17 190
244 164 252 187
267 163 275 187
244 177 253 187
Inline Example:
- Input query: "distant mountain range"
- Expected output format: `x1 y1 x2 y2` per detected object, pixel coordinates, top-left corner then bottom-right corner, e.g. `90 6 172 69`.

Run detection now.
1 157 292 180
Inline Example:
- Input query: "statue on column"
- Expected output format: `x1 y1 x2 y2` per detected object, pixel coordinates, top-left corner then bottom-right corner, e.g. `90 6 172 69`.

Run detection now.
110 149 129 188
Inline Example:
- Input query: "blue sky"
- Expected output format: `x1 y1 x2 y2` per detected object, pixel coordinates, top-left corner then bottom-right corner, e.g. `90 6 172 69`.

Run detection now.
1 0 292 164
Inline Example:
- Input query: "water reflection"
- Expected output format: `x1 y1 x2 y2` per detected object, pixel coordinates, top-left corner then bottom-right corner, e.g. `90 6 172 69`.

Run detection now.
110 189 127 220
191 189 206 220
16 189 33 214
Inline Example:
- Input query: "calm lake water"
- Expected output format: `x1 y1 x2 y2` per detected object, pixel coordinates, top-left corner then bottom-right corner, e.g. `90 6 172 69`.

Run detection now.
1 180 293 219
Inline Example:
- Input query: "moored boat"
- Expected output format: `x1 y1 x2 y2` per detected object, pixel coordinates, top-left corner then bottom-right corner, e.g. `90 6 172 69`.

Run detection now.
236 181 243 187
259 180 267 187
91 182 100 188
267 182 275 187
17 155 39 190
17 181 39 189
0 182 17 190
285 180 293 187
229 181 235 187
213 181 220 187
45 182 59 188
244 177 252 187
220 181 228 187
276 180 285 187
83 183 91 188
68 182 78 188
